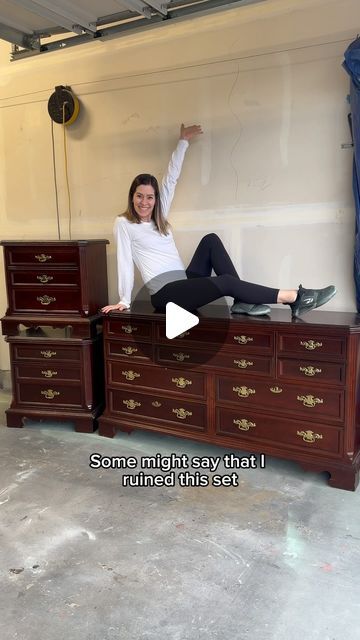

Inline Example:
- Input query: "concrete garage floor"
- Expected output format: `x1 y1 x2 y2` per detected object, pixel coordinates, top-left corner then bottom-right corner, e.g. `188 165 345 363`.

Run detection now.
0 389 360 640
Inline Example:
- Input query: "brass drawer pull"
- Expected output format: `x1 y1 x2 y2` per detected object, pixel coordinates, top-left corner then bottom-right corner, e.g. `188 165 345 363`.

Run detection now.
171 377 192 389
233 359 254 369
297 429 323 443
233 418 256 431
172 352 190 362
234 335 254 345
121 346 138 355
270 386 283 394
41 370 58 378
37 275 53 283
40 350 57 358
172 408 192 420
299 366 322 377
297 394 323 408
35 254 52 262
41 389 60 400
121 370 140 381
152 401 162 407
122 325 138 334
37 295 56 305
300 340 323 351
123 399 141 410
233 385 256 398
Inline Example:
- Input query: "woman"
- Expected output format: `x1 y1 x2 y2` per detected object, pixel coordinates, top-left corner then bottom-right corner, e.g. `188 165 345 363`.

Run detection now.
101 124 336 317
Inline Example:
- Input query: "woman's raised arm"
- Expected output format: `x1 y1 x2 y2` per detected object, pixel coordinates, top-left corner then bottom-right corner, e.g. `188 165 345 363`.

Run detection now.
160 123 203 219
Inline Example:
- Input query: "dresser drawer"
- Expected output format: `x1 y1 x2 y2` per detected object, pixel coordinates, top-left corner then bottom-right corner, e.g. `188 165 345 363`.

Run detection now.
211 351 273 376
109 389 206 432
278 358 345 385
6 246 79 266
106 319 152 341
107 361 206 398
9 288 81 313
278 333 346 359
15 381 83 408
10 270 80 286
155 322 226 346
225 328 273 354
106 340 153 361
216 407 342 456
216 376 344 422
14 363 81 382
11 344 81 362
156 344 210 367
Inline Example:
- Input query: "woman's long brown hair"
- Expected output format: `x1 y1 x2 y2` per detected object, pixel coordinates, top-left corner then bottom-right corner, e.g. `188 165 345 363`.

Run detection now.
119 173 170 235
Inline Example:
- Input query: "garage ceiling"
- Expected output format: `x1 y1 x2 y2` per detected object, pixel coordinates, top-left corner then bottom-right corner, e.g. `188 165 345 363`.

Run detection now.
0 0 264 60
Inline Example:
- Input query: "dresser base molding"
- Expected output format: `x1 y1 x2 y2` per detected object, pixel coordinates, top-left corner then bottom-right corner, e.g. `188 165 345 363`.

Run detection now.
5 406 102 433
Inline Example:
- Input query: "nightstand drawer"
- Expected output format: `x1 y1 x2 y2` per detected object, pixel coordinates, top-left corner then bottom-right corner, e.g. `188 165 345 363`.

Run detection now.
6 247 79 266
14 363 81 382
10 270 80 286
109 389 206 431
107 361 205 398
216 407 342 456
278 359 345 385
12 344 81 362
10 288 81 313
217 376 344 422
15 381 83 408
278 333 346 359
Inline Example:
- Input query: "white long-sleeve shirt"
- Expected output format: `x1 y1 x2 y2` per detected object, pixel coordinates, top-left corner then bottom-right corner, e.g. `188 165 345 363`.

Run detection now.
113 139 189 308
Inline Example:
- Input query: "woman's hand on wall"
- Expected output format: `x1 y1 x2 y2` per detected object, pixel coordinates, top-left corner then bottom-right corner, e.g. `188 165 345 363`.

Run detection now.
101 303 129 313
180 123 203 141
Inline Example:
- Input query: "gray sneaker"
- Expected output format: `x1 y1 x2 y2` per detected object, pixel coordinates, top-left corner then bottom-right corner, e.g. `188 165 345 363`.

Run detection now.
231 302 271 316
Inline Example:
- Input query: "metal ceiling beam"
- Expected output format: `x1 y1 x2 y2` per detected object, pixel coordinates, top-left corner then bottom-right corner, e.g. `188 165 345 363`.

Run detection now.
114 0 152 19
9 0 98 34
9 0 266 60
0 21 39 49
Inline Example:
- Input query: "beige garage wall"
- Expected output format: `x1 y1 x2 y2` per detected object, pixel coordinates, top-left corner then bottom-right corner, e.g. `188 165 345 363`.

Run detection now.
0 0 358 371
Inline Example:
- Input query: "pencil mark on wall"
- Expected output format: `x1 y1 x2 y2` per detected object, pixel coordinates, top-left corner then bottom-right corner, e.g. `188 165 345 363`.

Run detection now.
122 112 140 126
227 64 243 201
279 53 292 167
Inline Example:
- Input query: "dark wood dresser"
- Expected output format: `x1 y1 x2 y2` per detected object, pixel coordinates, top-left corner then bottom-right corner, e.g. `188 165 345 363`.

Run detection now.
1 240 109 432
98 305 360 491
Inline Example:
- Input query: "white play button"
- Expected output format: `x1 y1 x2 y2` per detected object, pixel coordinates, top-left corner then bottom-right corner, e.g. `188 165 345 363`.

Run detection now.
166 302 199 339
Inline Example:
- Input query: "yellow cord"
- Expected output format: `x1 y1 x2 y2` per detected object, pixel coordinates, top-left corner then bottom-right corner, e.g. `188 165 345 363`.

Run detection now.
62 101 72 239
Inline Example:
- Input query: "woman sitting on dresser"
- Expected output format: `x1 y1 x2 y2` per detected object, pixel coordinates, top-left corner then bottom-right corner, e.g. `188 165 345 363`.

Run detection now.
101 124 336 317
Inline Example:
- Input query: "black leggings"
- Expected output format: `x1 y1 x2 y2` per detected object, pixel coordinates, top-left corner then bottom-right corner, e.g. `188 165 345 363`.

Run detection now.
151 234 279 312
